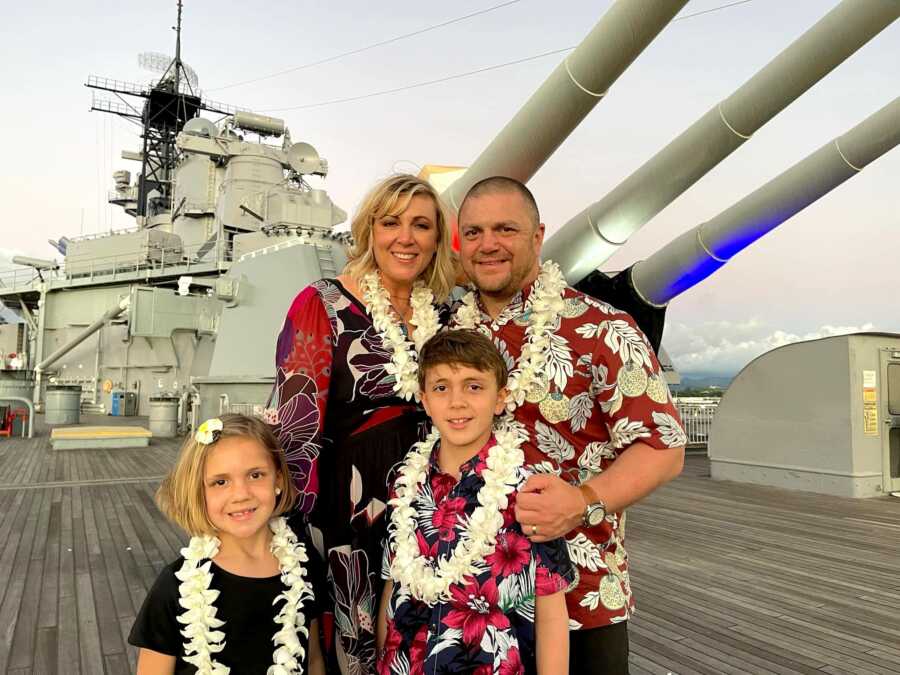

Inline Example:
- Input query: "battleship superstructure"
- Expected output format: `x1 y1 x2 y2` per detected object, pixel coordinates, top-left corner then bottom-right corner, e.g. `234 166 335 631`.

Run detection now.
0 1 347 430
0 0 898 443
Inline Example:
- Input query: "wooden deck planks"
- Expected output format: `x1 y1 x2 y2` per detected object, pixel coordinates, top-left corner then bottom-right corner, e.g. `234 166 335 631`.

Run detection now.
0 432 898 674
625 456 900 675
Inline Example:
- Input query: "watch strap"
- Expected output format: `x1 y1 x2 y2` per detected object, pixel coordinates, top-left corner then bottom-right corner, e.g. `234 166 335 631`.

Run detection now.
578 482 602 507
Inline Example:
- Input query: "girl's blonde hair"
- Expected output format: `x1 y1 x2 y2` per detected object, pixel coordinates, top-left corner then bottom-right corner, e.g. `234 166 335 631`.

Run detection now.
156 413 297 536
343 174 457 302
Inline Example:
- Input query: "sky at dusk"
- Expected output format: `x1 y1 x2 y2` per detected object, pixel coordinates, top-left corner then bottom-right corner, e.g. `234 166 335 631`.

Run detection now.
1 0 898 376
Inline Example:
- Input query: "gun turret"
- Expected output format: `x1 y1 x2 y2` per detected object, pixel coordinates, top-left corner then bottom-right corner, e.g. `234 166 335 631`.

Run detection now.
441 0 689 211
631 96 900 305
543 0 900 284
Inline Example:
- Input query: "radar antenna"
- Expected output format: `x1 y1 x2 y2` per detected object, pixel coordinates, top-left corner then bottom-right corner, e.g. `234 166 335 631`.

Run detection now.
139 52 200 92
86 0 248 218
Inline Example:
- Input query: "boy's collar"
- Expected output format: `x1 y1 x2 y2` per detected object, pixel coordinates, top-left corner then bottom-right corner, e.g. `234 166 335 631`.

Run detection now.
430 435 497 477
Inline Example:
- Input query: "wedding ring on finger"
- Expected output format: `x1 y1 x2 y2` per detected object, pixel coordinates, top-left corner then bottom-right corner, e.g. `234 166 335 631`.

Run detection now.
531 524 538 536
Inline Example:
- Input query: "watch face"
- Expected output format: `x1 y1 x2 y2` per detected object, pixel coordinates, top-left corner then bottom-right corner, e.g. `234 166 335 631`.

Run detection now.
587 505 605 527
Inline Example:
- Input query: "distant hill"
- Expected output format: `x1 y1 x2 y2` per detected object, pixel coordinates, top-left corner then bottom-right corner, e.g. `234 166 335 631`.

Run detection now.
672 373 734 392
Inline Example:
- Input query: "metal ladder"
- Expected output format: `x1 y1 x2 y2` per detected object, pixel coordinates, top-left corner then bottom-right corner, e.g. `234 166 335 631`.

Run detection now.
315 244 337 278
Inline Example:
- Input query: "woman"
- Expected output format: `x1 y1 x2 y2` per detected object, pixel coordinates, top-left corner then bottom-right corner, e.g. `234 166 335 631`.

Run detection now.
267 174 456 674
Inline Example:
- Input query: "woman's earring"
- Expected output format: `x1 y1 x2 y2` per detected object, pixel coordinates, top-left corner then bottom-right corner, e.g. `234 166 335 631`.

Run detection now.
275 487 282 496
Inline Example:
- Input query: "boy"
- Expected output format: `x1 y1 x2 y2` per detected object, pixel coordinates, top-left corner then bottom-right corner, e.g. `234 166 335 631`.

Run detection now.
377 329 573 675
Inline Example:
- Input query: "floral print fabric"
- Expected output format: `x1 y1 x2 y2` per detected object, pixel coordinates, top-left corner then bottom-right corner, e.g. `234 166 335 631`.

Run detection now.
450 283 687 629
379 438 574 675
268 278 434 674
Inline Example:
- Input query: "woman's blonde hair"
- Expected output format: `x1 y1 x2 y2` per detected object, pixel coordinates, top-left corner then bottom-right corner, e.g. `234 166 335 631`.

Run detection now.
343 174 456 302
156 413 297 537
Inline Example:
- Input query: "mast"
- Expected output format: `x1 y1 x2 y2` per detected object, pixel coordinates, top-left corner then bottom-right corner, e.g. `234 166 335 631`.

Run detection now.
86 1 242 219
174 0 183 94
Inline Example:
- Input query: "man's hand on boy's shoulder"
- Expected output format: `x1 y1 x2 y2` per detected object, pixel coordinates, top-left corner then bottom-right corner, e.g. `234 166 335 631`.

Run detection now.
515 473 583 542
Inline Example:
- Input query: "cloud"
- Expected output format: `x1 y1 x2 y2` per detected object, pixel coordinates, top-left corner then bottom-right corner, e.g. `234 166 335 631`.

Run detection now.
663 320 876 376
0 247 23 267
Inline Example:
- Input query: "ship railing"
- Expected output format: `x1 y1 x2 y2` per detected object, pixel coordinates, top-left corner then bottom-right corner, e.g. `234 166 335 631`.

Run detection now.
91 93 141 119
0 266 45 291
86 75 148 97
108 187 139 203
69 226 142 243
59 238 238 283
0 238 238 291
86 75 201 98
177 200 216 215
674 398 720 448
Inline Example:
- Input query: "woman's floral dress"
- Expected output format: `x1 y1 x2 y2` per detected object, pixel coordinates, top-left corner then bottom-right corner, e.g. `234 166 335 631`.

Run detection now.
268 278 442 674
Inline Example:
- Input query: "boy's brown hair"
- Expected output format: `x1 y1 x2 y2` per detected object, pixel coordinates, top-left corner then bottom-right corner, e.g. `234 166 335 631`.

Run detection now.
156 413 297 536
418 329 508 390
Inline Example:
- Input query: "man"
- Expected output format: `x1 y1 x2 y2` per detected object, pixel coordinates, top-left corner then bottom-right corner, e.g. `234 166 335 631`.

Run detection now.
451 176 687 674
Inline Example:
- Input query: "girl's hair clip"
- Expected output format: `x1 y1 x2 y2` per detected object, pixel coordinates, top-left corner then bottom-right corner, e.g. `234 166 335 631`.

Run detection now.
195 418 224 445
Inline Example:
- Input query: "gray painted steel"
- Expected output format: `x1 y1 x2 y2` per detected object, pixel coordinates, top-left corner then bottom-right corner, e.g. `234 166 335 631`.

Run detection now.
45 385 82 425
709 333 900 498
1 101 346 425
206 234 347 379
442 0 689 211
148 396 180 437
0 371 34 403
129 287 218 338
632 96 900 305
36 297 129 372
233 111 285 137
0 371 35 438
190 376 275 430
543 0 900 282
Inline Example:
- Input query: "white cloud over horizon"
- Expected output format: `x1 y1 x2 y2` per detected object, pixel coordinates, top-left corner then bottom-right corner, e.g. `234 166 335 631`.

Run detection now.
663 319 878 376
0 247 22 266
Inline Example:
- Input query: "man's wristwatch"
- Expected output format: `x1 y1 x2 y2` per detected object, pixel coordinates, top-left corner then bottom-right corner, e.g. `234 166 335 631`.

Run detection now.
578 483 607 528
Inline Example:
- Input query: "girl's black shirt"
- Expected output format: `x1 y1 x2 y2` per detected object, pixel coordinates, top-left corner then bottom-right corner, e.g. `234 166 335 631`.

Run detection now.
129 540 324 674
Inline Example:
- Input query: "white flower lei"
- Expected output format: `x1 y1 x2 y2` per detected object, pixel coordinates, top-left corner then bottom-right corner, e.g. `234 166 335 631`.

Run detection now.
387 420 526 605
175 517 314 675
454 260 567 413
360 272 441 401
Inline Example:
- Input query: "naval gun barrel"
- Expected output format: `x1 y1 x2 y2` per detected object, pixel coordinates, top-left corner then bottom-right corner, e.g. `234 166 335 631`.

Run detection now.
441 0 689 212
36 296 131 374
543 0 900 283
631 95 900 305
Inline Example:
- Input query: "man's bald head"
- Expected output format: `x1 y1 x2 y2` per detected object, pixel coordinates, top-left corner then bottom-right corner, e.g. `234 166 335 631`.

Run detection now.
459 176 540 230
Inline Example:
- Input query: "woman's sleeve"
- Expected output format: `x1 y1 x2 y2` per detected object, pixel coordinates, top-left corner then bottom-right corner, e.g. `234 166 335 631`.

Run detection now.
127 564 181 657
267 283 336 516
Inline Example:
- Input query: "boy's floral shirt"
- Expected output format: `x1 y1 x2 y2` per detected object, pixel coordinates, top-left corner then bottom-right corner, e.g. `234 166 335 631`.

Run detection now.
379 437 574 675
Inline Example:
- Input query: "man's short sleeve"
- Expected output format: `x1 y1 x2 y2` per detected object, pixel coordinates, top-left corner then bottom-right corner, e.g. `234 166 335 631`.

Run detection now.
591 311 687 452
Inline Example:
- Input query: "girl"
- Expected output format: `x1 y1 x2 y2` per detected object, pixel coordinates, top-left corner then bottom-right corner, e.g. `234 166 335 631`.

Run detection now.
129 413 325 675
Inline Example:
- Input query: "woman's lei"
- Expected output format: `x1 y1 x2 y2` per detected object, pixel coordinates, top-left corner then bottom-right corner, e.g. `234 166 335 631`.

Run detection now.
360 272 441 400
